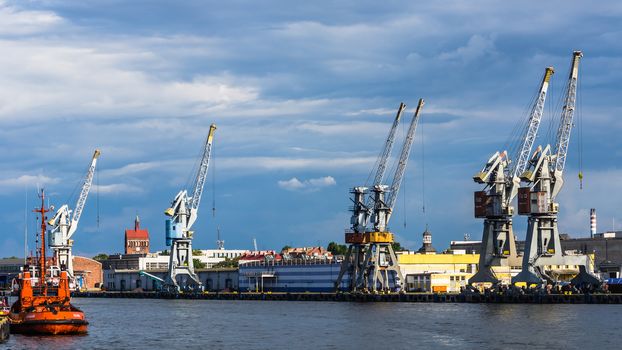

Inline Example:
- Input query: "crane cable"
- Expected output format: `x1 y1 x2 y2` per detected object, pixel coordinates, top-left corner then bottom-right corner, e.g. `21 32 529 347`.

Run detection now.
212 140 216 219
420 109 427 232
96 160 100 229
502 70 544 176
577 64 584 190
402 110 407 229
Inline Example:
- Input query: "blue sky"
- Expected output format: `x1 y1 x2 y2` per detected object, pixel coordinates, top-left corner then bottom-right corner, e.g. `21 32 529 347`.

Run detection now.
0 1 621 258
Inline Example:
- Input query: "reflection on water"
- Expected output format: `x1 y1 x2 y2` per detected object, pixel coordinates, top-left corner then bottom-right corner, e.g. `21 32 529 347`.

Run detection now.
4 298 620 349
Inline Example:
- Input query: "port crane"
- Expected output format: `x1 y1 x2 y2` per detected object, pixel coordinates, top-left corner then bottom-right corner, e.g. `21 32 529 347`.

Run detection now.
512 51 598 286
163 123 216 292
47 150 101 282
350 103 405 233
336 99 424 293
469 67 554 285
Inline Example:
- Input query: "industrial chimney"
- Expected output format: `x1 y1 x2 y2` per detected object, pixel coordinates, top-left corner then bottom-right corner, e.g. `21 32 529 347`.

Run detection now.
590 208 597 238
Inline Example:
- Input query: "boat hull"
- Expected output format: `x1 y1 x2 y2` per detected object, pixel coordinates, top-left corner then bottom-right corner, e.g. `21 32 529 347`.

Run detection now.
9 311 88 335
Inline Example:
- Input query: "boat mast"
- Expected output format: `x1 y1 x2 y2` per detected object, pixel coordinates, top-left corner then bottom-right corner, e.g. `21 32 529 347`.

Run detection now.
34 190 50 294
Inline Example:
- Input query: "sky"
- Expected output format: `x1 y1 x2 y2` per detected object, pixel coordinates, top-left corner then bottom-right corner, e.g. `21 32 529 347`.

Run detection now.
0 0 621 258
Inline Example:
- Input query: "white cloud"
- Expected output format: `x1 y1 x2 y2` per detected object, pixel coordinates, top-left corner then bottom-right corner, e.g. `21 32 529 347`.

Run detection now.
277 177 305 191
278 176 336 192
439 34 496 62
92 183 143 195
219 157 374 171
0 39 259 121
297 121 387 135
0 174 60 191
102 162 163 177
0 1 63 35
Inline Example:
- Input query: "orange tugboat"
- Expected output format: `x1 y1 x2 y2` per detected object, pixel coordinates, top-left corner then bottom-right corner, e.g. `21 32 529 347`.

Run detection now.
9 190 88 335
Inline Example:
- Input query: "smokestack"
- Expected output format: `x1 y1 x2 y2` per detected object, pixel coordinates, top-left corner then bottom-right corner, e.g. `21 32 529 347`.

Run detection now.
590 208 597 238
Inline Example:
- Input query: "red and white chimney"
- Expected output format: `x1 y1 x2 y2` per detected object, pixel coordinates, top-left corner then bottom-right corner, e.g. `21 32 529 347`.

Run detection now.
590 208 597 238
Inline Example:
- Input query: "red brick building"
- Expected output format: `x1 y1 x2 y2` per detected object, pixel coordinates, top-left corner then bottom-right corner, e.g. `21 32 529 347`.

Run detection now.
73 256 102 290
125 216 150 255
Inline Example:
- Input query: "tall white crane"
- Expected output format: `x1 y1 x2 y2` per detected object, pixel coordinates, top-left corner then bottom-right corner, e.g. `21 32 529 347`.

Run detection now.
469 67 554 285
350 103 405 233
513 51 597 286
336 99 424 293
47 149 101 281
163 123 216 292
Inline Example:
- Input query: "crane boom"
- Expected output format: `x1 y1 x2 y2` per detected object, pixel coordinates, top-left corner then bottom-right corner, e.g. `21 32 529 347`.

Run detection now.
385 98 424 216
372 103 406 188
68 149 101 239
551 51 582 199
46 149 100 281
554 51 582 174
190 123 217 212
350 104 405 233
507 67 554 203
512 67 554 179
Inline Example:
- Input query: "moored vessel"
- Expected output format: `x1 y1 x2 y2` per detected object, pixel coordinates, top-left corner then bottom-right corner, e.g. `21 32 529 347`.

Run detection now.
9 190 88 335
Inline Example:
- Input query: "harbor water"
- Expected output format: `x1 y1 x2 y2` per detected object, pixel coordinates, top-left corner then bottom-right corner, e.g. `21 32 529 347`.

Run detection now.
4 298 620 349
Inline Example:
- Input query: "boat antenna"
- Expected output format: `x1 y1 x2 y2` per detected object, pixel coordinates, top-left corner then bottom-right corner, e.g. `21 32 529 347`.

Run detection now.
24 186 28 265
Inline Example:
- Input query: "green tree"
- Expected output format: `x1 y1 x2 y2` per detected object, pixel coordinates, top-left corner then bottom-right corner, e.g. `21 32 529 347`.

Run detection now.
159 250 170 256
327 241 348 255
193 258 206 269
214 257 240 268
281 245 292 253
192 249 203 256
92 253 108 261
391 241 404 252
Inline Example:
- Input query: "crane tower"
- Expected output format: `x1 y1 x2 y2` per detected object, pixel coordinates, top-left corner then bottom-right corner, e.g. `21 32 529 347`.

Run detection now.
469 67 554 285
335 99 424 293
512 51 598 286
163 124 216 292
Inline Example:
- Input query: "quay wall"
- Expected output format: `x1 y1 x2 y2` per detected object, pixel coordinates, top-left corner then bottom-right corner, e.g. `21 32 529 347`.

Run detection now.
72 291 622 304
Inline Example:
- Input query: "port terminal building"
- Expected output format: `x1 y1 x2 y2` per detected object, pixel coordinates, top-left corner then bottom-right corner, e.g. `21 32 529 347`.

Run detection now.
99 247 599 293
451 230 622 280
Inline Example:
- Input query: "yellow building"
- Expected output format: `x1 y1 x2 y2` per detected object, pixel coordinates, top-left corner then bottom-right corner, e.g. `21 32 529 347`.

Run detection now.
398 251 596 292
398 252 479 293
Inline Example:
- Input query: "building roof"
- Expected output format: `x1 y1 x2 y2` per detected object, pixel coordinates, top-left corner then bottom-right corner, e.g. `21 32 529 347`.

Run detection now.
125 216 149 240
238 251 283 263
73 255 102 267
